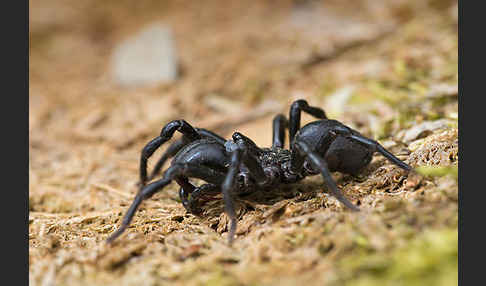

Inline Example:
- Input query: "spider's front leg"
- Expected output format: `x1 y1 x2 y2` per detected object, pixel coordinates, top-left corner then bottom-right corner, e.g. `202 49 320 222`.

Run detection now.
107 162 226 243
139 120 203 187
221 148 241 245
222 132 268 245
146 128 226 185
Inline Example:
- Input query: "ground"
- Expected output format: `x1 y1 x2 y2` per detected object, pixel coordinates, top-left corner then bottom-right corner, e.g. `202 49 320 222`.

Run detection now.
29 1 458 285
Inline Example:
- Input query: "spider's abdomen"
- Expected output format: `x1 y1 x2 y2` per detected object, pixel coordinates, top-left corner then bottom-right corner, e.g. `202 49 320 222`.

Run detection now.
325 136 373 175
293 120 348 153
294 119 374 176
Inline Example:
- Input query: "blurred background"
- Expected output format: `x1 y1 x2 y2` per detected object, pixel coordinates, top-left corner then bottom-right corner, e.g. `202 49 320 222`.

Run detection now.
29 0 458 285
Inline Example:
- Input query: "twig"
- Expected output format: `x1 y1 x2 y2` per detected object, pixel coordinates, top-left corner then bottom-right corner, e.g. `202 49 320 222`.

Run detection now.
91 183 133 199
198 99 284 135
29 210 123 219
300 27 397 69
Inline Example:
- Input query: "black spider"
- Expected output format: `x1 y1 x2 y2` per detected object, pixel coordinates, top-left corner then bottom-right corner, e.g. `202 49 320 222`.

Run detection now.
106 99 411 244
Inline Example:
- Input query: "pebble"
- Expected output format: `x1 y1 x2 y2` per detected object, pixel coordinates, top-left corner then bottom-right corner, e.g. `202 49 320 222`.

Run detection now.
398 119 450 143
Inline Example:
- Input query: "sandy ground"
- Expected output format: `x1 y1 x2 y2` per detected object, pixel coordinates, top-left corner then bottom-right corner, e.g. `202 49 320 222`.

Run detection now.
29 1 458 285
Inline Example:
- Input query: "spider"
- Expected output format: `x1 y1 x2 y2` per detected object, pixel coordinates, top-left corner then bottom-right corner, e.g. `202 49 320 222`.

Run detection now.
106 99 411 244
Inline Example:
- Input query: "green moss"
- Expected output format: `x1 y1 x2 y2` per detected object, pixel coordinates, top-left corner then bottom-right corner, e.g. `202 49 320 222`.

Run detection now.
319 80 339 99
243 78 268 104
414 166 458 179
392 59 429 87
353 234 371 250
286 232 307 248
204 270 241 286
364 81 406 106
337 228 457 286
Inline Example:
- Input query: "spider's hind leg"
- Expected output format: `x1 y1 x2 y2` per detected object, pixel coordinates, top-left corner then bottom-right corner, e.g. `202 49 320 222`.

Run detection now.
330 127 412 172
289 99 327 143
273 99 328 149
272 114 288 148
292 140 360 212
348 134 411 171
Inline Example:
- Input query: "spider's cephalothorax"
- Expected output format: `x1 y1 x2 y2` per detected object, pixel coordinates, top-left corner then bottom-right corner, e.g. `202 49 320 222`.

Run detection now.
107 99 411 244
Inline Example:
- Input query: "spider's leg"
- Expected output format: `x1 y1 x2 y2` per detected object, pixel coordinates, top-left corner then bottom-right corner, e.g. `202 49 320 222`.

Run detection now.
179 183 220 215
231 132 267 183
107 175 172 243
221 148 242 245
108 162 226 243
293 140 360 212
272 114 288 148
195 128 226 145
222 133 271 245
348 134 411 171
176 176 196 209
289 99 327 143
139 120 201 186
146 128 226 185
146 138 187 184
330 126 411 171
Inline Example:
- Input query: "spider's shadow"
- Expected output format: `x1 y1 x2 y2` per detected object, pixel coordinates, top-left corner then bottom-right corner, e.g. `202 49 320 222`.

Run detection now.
194 180 325 232
193 158 390 221
193 179 352 221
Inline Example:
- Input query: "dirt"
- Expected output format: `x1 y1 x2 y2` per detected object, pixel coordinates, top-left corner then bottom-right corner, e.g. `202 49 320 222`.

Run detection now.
29 1 458 285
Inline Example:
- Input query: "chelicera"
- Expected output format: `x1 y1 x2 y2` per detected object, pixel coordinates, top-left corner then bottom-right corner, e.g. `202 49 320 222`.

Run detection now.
107 99 411 244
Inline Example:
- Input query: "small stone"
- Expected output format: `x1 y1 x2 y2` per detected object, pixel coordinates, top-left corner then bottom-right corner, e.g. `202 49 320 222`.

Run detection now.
397 119 450 143
181 244 202 260
111 23 178 87
425 83 458 98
